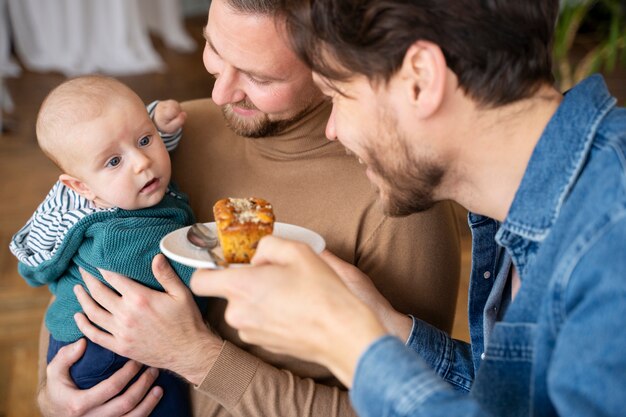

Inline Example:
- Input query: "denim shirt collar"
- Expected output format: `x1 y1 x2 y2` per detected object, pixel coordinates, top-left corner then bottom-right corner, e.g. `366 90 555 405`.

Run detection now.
497 75 616 245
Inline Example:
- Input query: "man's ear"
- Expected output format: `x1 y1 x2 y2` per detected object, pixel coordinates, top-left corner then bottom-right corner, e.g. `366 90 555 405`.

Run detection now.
59 174 95 201
398 40 447 118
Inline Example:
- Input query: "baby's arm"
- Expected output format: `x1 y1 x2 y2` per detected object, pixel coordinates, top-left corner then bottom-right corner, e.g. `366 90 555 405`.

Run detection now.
153 100 187 134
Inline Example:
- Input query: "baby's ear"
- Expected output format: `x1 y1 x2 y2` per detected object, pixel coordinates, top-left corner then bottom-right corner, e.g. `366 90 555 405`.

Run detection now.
59 174 96 201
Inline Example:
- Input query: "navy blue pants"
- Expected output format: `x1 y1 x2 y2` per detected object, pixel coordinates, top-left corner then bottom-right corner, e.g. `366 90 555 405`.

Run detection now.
48 336 191 417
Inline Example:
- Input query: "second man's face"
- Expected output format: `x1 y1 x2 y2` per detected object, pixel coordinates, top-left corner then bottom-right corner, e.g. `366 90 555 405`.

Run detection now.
313 72 444 216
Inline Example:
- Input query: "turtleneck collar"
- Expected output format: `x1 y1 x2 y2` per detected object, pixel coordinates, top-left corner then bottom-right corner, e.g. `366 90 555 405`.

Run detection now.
246 100 336 159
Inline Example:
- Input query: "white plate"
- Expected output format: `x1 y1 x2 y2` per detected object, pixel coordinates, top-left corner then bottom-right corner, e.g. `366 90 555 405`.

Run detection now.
160 222 325 269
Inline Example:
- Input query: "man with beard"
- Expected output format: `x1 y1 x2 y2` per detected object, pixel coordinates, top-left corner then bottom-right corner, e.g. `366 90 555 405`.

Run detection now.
178 0 624 416
35 0 461 416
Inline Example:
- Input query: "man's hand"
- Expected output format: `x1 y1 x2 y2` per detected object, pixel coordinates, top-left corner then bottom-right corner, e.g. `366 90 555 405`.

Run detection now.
320 251 412 342
39 338 161 417
153 100 187 134
74 254 222 385
189 236 387 387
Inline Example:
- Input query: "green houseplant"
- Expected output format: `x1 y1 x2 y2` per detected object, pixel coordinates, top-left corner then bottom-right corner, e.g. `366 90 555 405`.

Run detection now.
554 0 626 90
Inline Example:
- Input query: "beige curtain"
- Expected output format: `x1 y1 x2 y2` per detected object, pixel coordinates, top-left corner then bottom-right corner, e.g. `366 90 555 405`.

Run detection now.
5 0 196 76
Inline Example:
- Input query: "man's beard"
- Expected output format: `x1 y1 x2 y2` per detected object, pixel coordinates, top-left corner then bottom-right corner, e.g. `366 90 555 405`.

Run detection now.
221 97 315 138
364 112 444 217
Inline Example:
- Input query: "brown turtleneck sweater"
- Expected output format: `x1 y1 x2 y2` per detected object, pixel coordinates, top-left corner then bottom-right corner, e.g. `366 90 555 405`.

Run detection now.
170 99 461 417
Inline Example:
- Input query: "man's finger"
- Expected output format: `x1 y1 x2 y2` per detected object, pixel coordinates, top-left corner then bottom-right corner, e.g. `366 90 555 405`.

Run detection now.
189 267 249 298
93 366 161 417
95 267 148 298
47 338 87 380
74 285 113 329
79 269 120 313
122 386 163 417
82 362 157 414
319 250 355 281
151 254 188 297
251 235 314 266
320 250 344 270
74 312 117 351
190 237 321 297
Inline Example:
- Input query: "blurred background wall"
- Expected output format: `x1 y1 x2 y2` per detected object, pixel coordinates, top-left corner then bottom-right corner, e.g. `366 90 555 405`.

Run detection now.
0 0 215 132
182 0 211 16
1 0 201 77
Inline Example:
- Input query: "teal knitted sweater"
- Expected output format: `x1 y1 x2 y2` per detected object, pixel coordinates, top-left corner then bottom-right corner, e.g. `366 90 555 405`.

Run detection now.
14 185 195 342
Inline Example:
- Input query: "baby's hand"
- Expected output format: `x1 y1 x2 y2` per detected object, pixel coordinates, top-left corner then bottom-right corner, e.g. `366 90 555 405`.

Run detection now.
153 100 187 134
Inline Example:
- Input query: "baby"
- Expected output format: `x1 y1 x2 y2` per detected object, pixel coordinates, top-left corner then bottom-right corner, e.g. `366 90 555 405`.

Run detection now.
10 75 196 417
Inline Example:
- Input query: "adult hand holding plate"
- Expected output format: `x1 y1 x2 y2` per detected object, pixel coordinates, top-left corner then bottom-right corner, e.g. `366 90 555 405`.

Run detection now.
188 235 386 388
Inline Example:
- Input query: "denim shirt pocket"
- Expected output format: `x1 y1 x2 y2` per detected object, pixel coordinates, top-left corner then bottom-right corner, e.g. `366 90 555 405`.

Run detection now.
472 322 536 417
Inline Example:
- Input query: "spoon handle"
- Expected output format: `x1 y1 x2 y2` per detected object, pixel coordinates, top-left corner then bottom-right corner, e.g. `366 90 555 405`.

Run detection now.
207 248 229 269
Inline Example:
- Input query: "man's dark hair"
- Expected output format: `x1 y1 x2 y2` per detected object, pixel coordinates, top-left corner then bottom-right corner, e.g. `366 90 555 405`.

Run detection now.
282 0 560 107
226 0 281 14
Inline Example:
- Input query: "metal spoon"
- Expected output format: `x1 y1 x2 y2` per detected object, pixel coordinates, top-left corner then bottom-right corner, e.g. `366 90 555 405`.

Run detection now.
186 223 228 268
188 223 218 248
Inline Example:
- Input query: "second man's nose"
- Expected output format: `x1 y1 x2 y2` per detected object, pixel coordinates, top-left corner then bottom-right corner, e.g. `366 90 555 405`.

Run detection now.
211 67 246 106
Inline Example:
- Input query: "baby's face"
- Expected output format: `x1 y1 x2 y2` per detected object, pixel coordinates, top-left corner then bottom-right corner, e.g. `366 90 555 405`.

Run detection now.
64 98 171 210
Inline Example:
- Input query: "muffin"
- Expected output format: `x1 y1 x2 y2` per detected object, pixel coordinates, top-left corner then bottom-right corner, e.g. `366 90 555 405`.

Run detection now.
213 197 275 263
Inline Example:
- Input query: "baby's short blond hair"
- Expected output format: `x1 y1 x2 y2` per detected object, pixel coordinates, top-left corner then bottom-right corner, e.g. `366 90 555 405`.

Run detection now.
36 75 140 172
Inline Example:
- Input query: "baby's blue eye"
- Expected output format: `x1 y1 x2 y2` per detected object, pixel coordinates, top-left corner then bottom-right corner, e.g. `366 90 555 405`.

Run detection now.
106 156 121 168
138 136 151 147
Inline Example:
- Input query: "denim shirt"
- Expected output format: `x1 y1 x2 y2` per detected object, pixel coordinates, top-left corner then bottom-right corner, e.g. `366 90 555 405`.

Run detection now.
350 75 626 417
